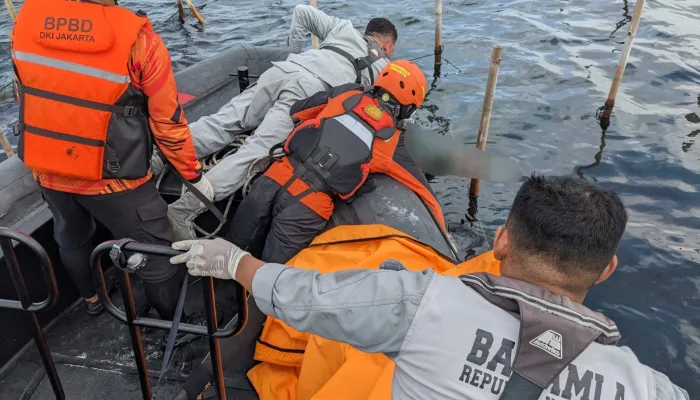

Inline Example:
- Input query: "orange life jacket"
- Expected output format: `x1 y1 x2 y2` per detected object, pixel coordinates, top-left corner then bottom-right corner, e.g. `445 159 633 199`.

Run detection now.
247 224 501 399
283 90 398 200
280 88 446 230
12 0 152 181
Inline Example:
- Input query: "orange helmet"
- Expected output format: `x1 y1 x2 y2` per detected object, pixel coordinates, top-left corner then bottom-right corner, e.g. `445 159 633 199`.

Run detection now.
374 60 427 113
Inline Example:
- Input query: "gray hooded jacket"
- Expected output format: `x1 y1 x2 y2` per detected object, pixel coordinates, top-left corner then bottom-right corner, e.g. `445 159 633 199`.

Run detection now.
252 263 689 400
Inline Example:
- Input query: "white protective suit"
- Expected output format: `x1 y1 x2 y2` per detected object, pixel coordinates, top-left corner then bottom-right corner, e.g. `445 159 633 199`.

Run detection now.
167 5 390 240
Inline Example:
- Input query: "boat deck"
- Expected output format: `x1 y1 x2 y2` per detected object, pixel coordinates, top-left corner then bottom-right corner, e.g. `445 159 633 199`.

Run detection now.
0 276 258 399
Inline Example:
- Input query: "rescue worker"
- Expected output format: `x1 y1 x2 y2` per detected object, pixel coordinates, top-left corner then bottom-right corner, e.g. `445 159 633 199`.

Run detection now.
227 60 444 263
11 0 213 324
172 175 689 399
164 4 397 240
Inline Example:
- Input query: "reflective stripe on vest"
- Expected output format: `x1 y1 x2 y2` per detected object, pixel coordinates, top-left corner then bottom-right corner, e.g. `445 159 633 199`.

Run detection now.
332 114 374 149
13 51 130 84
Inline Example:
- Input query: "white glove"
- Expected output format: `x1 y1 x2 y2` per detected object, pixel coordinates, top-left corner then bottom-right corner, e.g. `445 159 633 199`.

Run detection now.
190 175 215 202
170 238 249 280
166 175 215 241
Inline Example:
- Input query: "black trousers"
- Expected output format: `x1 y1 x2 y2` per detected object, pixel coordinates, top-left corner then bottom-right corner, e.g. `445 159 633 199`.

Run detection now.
227 175 329 264
41 181 186 320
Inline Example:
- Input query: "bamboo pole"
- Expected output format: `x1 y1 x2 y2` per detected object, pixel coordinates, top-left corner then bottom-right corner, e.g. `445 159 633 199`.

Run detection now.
176 0 186 23
310 0 319 49
599 0 645 130
434 0 443 77
182 0 204 24
4 0 17 21
469 46 503 197
0 132 14 158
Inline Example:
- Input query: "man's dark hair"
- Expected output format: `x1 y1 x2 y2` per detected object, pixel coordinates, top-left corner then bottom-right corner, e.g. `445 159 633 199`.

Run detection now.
507 175 628 290
365 18 398 43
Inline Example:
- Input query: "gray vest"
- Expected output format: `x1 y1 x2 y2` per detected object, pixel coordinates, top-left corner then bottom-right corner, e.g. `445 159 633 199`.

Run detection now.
391 273 669 400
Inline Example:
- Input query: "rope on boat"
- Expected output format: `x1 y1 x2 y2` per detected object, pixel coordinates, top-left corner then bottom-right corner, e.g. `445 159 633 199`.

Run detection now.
155 131 272 239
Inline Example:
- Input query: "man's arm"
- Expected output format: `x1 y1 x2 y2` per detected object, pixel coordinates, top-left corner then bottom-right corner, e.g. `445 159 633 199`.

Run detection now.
249 262 435 355
650 369 689 400
289 4 339 53
170 238 434 355
131 28 202 181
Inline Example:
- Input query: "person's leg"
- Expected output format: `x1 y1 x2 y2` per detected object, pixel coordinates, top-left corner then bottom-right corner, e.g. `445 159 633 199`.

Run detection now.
262 191 332 264
78 182 184 320
202 71 329 201
40 187 102 313
189 65 291 158
225 175 281 259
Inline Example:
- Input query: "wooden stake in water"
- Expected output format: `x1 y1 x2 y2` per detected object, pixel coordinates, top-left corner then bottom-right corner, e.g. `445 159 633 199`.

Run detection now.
182 0 204 24
469 46 503 197
599 0 645 130
434 0 443 77
0 133 14 158
310 0 320 49
176 0 186 23
4 0 17 21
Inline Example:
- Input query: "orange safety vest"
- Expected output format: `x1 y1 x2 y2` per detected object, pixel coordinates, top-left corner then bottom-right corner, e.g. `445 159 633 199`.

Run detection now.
12 0 152 181
277 89 446 230
283 90 397 200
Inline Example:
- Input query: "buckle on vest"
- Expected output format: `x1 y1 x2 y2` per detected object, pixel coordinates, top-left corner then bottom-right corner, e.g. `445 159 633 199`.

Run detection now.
12 124 24 136
107 160 120 173
123 106 138 117
354 58 368 70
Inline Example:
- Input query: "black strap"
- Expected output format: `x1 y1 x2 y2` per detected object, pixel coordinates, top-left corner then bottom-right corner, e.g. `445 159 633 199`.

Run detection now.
271 163 331 217
22 123 105 147
155 273 189 391
269 142 285 158
500 372 543 400
20 84 142 116
166 165 226 223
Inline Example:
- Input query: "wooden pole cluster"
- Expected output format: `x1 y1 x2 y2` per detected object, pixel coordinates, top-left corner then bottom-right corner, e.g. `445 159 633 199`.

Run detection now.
599 0 645 129
310 0 319 49
434 0 443 77
469 46 503 197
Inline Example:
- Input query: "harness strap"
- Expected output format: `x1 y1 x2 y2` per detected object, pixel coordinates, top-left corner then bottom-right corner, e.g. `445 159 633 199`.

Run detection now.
500 373 543 400
461 273 621 397
155 273 189 392
272 160 332 217
20 84 143 116
166 165 226 223
323 46 376 85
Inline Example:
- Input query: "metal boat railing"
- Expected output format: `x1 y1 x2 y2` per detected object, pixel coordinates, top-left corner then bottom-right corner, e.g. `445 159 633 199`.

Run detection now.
91 241 248 400
0 227 65 399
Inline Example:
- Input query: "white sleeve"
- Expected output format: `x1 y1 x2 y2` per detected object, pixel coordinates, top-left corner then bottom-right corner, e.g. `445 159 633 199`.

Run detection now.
649 368 689 400
289 4 339 53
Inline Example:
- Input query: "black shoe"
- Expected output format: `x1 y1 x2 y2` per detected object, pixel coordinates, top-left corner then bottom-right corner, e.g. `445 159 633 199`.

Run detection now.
86 300 104 317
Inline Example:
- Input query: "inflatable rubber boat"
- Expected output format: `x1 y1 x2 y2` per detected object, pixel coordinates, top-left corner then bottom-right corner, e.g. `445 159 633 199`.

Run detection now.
0 44 461 399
